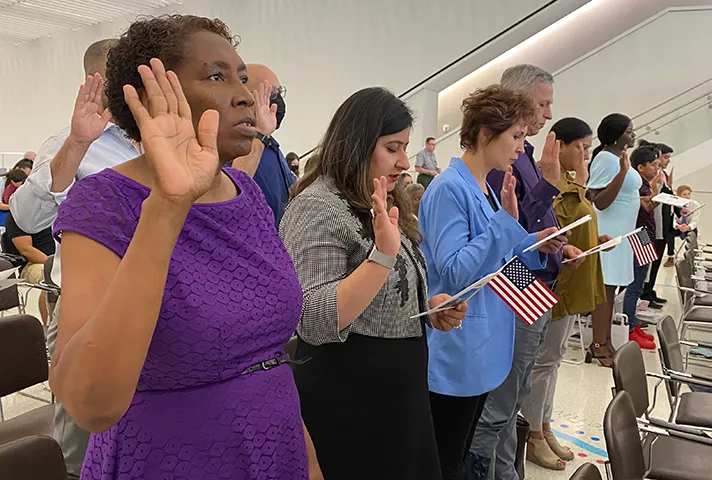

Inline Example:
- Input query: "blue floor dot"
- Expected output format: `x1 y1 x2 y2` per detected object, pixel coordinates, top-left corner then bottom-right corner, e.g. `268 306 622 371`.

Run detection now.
560 424 569 428
591 436 600 442
576 430 585 435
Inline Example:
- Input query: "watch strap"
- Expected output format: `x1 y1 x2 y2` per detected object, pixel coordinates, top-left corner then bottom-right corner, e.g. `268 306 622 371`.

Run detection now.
368 246 397 270
255 132 271 148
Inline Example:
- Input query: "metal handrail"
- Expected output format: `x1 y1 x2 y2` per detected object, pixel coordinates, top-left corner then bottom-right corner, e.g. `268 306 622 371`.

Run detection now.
637 100 712 139
631 77 712 123
635 90 712 134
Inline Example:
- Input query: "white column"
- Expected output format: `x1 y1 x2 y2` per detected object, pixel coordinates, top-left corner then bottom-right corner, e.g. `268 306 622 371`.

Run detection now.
405 88 439 169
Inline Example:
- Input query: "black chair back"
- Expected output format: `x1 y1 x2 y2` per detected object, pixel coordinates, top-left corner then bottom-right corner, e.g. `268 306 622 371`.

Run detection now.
612 341 650 417
0 315 48 398
568 462 602 480
0 258 20 313
603 391 647 480
656 315 683 398
0 435 67 480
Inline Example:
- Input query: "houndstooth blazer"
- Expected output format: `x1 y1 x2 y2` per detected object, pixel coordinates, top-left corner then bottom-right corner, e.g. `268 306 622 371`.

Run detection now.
279 177 430 346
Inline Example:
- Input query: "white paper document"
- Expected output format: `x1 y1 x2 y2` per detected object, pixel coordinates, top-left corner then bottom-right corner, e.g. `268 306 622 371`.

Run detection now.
653 193 690 208
410 260 514 319
523 214 592 253
562 235 622 264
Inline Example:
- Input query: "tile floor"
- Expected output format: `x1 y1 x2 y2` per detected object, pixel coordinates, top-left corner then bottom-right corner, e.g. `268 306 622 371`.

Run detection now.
2 263 709 479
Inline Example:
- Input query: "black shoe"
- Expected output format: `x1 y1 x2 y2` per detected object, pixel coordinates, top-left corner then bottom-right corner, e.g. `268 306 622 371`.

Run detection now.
638 320 652 328
647 301 664 310
652 292 668 304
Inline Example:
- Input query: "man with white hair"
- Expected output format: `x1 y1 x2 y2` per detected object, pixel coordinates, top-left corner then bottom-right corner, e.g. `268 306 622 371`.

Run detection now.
467 64 578 480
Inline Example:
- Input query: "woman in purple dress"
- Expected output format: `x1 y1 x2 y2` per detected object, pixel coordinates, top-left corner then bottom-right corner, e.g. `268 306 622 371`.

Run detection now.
49 15 319 479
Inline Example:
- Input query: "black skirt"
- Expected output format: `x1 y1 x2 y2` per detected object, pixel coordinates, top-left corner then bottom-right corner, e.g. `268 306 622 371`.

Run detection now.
294 333 442 480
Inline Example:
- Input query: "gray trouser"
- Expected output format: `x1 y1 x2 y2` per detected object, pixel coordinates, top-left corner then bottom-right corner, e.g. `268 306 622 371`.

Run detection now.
468 310 552 480
520 315 574 432
47 299 90 477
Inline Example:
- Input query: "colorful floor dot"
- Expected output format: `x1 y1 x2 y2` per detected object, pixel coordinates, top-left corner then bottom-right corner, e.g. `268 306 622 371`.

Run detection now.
560 424 569 428
576 430 585 435
596 459 606 465
590 436 600 442
578 453 588 458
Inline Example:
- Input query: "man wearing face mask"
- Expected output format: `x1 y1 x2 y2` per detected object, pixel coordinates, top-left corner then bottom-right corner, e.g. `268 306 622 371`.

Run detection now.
231 64 296 226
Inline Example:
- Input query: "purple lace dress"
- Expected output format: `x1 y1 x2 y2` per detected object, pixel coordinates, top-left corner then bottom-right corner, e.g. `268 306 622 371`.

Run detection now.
53 167 307 480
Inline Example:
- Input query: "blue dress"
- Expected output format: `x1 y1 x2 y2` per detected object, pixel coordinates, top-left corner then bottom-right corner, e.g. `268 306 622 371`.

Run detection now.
588 151 642 286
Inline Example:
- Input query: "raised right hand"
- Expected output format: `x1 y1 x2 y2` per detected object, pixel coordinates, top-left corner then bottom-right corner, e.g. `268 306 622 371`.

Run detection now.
70 74 111 146
538 132 562 186
371 177 401 257
123 58 220 205
253 81 277 136
500 166 518 221
619 148 630 173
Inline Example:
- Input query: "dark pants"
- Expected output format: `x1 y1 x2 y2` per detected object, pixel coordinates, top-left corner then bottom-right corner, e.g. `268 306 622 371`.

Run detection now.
667 231 678 256
624 263 650 332
643 239 667 297
430 391 489 480
417 173 434 190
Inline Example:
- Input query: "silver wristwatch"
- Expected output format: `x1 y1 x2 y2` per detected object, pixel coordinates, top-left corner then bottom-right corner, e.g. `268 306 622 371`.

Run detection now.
368 246 397 270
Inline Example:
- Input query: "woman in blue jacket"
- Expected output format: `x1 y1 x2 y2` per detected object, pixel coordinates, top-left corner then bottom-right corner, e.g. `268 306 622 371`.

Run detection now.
419 85 565 480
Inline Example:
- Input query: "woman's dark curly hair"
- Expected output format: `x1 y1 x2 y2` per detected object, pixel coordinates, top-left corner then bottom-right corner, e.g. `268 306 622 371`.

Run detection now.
105 15 238 142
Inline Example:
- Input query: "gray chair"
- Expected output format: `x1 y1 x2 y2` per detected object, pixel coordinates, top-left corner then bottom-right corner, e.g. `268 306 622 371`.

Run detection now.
0 315 53 446
655 316 712 428
674 256 712 342
568 462 601 480
0 435 67 480
604 391 712 480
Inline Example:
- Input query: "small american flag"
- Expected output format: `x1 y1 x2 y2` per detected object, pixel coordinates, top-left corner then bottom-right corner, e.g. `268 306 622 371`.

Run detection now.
487 258 559 326
628 229 658 266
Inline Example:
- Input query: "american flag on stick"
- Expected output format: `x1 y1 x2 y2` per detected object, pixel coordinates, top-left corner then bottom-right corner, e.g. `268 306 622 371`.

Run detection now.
627 228 658 266
487 258 559 326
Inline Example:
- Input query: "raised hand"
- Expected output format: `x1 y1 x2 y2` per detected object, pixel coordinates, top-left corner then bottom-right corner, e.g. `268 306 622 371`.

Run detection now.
123 58 220 205
500 166 518 221
619 148 630 174
371 177 401 257
253 81 277 136
538 132 562 186
70 73 112 146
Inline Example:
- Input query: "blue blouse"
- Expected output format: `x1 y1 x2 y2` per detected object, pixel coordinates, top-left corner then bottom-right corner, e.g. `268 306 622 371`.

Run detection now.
419 158 546 397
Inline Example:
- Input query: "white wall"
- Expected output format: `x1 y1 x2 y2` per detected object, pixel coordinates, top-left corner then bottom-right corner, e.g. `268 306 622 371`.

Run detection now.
426 2 712 167
674 141 712 235
0 0 557 159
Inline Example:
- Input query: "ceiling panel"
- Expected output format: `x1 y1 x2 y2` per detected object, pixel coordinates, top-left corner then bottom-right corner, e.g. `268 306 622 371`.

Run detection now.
0 0 181 47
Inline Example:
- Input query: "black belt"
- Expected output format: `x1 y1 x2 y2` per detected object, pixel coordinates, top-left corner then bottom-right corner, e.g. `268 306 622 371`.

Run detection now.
240 355 292 375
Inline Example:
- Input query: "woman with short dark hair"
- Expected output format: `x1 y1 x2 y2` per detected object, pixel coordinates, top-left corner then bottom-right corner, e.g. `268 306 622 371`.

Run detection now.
280 86 466 480
50 15 316 479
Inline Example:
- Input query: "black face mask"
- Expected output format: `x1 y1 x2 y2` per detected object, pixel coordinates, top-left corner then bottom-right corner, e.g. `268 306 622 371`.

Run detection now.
290 164 299 175
271 93 286 130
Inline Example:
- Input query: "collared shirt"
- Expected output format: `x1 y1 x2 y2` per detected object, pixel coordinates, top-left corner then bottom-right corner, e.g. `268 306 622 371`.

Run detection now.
9 123 137 476
487 141 562 282
416 150 438 171
420 158 545 396
637 177 656 239
253 136 297 227
552 174 605 320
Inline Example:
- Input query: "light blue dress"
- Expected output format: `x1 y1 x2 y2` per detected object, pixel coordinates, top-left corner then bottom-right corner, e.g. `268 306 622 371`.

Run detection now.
419 158 546 397
588 151 642 286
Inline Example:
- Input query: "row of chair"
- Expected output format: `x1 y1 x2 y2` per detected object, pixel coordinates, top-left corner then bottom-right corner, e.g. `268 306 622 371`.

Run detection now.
602 230 712 479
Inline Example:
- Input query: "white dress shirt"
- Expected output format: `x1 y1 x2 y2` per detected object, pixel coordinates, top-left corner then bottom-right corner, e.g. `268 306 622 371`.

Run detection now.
10 124 138 286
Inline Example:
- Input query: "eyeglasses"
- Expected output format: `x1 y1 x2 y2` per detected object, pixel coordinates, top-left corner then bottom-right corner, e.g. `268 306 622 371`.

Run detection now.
270 85 287 99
